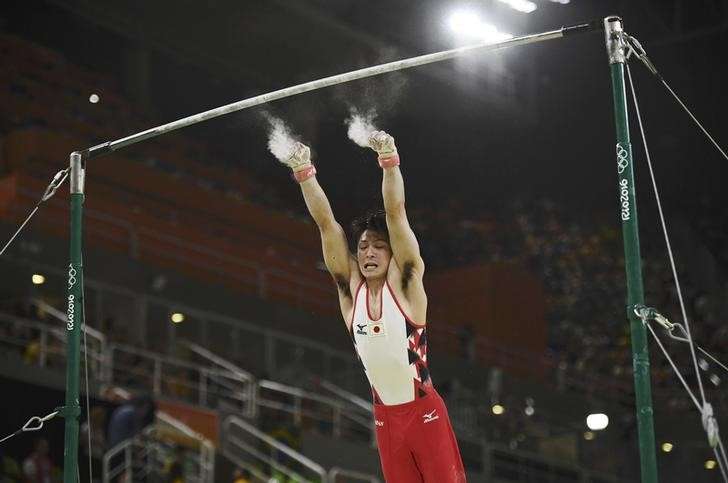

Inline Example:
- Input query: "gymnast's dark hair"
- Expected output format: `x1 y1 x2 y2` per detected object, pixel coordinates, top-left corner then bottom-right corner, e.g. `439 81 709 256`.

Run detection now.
350 209 389 250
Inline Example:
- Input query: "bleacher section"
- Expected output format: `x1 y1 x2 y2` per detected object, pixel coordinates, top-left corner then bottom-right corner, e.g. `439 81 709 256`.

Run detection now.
0 29 341 316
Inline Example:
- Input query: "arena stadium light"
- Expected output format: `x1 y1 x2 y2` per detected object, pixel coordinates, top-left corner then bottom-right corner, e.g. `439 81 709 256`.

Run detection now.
32 274 45 285
661 442 673 453
496 0 537 13
583 431 595 441
524 397 535 416
491 404 505 415
705 459 717 470
448 10 513 43
89 93 100 104
171 312 185 323
586 413 609 431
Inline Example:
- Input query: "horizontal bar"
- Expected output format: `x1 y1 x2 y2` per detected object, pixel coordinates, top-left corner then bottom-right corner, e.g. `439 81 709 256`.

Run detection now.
83 20 600 159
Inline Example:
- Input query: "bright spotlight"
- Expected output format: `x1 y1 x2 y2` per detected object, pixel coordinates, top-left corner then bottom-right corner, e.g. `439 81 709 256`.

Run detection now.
705 459 716 470
496 0 537 13
661 442 673 453
32 274 45 285
448 10 483 36
89 93 100 104
524 406 534 416
171 312 185 323
448 10 513 43
583 431 595 441
492 404 505 415
586 413 609 431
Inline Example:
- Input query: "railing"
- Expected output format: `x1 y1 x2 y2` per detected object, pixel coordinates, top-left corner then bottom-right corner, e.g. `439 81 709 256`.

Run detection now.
317 378 373 413
102 340 374 444
156 411 215 483
223 416 381 483
257 379 373 444
102 412 215 483
223 415 327 483
0 255 365 393
182 341 257 417
486 443 632 483
0 311 105 375
102 426 155 483
184 340 374 444
33 298 107 374
105 343 256 415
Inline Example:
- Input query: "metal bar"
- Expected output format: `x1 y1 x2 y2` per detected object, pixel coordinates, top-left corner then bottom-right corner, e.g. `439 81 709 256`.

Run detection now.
124 445 132 480
81 22 598 159
183 341 254 381
62 152 85 483
604 16 658 483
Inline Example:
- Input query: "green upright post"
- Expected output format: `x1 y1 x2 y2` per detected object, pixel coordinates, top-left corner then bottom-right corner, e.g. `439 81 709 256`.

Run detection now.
604 16 659 483
63 151 85 482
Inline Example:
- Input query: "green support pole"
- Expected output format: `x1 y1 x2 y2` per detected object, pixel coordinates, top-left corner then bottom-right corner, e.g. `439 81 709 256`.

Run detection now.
63 152 85 482
604 16 659 483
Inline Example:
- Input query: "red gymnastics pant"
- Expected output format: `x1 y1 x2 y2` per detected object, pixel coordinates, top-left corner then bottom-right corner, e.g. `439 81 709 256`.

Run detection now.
373 390 466 482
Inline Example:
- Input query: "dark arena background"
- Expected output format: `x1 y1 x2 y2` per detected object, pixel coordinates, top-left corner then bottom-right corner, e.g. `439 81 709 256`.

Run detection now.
1 0 727 482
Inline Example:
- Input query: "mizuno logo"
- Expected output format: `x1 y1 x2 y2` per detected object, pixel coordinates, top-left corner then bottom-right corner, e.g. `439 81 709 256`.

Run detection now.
423 409 439 424
375 420 384 427
356 324 367 335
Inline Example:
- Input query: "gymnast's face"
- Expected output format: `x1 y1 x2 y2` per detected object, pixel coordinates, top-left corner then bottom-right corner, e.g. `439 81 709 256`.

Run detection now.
357 230 392 280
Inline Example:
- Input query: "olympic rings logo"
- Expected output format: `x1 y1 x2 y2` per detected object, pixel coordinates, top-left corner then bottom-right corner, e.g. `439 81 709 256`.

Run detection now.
68 264 77 289
616 143 629 174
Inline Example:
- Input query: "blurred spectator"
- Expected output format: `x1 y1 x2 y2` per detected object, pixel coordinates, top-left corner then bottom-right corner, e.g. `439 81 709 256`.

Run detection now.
232 468 252 483
1 445 22 483
163 447 185 483
107 394 156 449
21 438 51 483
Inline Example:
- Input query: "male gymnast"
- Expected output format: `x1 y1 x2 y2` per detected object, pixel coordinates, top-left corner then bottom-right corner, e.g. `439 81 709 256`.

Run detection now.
277 131 466 482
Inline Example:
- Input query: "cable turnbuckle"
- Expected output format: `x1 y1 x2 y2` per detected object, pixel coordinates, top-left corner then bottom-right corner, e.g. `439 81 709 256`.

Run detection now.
621 32 659 75
632 304 674 330
42 168 70 202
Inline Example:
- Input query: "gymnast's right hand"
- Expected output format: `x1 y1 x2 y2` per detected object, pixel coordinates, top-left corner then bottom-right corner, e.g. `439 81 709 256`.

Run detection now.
284 142 312 172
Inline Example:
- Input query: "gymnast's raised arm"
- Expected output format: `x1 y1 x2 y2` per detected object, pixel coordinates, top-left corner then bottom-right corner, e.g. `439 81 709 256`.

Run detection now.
369 132 427 316
282 143 360 303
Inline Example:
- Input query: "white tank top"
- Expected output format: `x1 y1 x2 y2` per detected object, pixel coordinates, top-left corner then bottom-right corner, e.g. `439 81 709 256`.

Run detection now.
350 280 432 405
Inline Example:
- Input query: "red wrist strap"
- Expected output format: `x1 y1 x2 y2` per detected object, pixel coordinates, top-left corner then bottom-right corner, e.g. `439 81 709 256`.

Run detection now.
378 153 400 168
293 165 316 183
